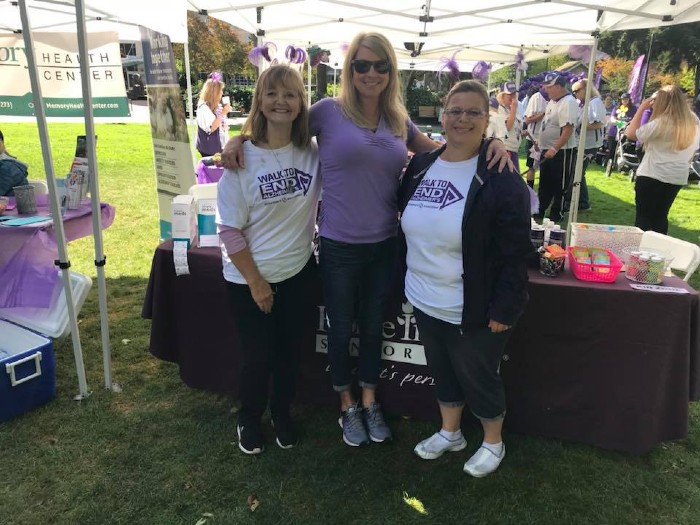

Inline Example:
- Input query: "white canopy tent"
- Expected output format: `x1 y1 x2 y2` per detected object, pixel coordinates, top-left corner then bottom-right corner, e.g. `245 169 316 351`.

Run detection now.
189 0 700 229
2 0 187 398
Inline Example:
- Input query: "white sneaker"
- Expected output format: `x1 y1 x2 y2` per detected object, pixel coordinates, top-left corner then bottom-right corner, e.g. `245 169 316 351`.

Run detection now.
414 431 467 460
463 444 505 478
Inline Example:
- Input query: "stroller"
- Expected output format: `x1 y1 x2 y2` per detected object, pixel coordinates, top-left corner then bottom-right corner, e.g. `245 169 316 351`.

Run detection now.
690 148 700 184
604 121 642 182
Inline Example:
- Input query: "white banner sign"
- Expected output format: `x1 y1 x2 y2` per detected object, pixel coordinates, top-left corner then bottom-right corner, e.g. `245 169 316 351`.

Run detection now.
0 32 129 117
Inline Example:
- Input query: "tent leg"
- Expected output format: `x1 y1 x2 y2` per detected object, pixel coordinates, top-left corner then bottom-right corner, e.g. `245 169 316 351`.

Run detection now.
184 41 198 168
18 0 90 399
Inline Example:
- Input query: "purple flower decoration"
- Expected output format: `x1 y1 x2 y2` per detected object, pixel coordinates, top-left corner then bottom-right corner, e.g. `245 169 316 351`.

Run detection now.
285 45 307 65
438 52 461 85
515 50 528 72
471 61 491 83
248 42 277 67
209 71 222 82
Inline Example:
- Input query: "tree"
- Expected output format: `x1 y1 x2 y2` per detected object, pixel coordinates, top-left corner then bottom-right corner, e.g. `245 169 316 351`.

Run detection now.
173 12 254 82
599 22 700 94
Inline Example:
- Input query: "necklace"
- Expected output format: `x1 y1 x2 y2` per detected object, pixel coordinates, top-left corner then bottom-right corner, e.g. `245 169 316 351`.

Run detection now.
265 144 296 196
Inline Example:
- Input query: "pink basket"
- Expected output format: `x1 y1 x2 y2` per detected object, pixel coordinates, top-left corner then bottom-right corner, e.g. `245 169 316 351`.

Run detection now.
567 247 623 283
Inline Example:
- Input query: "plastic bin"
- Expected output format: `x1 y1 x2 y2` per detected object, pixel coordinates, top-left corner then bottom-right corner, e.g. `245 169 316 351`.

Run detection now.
570 223 643 259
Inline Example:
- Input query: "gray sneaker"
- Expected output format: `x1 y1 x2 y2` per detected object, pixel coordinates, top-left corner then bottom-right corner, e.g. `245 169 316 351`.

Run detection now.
363 402 392 443
338 403 370 447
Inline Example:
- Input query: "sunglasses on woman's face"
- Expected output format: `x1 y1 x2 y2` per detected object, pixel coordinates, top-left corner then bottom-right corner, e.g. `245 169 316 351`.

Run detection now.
351 59 391 74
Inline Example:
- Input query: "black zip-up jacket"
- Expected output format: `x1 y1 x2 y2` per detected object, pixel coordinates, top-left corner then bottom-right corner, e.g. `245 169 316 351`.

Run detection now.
398 140 533 330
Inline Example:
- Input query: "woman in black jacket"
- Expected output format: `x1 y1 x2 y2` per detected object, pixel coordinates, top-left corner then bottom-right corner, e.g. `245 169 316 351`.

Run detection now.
398 80 532 477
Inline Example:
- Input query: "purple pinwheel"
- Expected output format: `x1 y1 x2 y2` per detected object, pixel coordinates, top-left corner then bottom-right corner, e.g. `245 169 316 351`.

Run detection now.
285 45 307 65
248 42 277 67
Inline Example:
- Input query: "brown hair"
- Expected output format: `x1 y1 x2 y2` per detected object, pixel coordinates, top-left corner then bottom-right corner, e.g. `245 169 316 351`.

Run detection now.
241 65 310 148
198 78 225 111
444 80 490 113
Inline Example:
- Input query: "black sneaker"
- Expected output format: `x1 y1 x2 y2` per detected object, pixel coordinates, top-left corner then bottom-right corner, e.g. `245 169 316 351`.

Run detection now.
237 421 264 455
272 415 299 449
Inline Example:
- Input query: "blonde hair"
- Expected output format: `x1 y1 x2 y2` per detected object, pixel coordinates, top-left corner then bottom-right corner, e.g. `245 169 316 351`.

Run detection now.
496 91 513 107
241 65 310 148
198 78 225 111
571 79 600 99
338 32 408 140
647 85 699 151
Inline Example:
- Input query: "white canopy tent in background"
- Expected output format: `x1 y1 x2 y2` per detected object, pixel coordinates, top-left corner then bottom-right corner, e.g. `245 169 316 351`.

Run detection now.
3 0 700 398
2 0 187 398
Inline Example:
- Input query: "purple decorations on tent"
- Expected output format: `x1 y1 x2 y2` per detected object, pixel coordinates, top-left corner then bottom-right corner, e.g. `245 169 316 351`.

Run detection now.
515 50 528 72
568 45 593 63
628 54 646 105
439 52 461 83
247 42 277 67
285 45 307 64
471 60 490 82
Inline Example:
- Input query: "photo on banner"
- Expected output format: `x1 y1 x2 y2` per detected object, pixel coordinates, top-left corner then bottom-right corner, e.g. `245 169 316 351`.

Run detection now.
0 32 129 117
139 26 195 240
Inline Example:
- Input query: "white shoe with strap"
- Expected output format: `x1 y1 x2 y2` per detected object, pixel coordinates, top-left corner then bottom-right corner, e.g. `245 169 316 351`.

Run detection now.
463 443 505 478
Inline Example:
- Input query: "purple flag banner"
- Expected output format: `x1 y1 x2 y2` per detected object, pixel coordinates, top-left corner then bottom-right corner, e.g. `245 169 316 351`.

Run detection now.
628 54 646 105
594 67 602 90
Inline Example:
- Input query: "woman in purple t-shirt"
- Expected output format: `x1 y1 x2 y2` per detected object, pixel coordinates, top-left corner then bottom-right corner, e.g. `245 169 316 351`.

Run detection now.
221 32 511 448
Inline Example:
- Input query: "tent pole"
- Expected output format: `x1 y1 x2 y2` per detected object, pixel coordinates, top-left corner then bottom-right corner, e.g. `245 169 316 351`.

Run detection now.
567 34 599 244
184 41 198 168
75 0 116 392
18 0 90 399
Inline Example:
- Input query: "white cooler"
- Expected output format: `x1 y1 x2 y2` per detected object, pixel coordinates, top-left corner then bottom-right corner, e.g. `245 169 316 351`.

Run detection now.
0 272 92 422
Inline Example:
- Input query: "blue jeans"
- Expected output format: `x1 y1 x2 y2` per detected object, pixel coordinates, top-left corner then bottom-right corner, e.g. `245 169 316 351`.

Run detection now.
319 236 397 392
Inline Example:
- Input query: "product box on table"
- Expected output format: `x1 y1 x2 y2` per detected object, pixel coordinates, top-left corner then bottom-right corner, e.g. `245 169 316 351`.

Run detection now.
197 198 218 247
172 194 197 248
570 223 643 260
0 272 92 422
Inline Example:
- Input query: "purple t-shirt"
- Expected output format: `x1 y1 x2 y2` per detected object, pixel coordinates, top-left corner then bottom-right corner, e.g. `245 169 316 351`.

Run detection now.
309 97 418 243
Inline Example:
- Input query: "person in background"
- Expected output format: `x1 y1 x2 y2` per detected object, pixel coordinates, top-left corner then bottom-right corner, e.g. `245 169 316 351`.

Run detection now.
220 32 512 448
566 78 606 212
625 85 700 234
196 71 232 157
216 65 321 455
486 96 506 141
523 86 547 189
603 95 614 122
496 81 522 172
606 92 637 166
609 89 620 106
399 79 531 478
535 73 579 222
0 129 29 196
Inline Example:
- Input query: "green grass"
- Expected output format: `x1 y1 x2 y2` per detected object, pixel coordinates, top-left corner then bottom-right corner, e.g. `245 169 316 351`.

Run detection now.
1 122 700 524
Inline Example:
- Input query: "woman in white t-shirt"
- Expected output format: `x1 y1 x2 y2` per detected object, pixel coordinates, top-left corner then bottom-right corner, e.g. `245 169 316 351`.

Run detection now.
196 72 232 156
626 85 700 234
216 65 321 455
398 80 531 478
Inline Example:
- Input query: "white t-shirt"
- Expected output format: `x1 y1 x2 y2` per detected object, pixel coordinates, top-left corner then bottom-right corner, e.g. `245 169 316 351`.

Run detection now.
524 92 547 138
497 105 522 152
576 96 607 150
487 109 507 141
216 141 321 284
539 93 579 150
196 102 228 151
401 156 476 325
636 118 700 185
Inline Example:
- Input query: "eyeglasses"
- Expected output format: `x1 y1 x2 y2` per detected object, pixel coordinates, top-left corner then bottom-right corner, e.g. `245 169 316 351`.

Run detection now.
444 108 487 119
351 59 391 74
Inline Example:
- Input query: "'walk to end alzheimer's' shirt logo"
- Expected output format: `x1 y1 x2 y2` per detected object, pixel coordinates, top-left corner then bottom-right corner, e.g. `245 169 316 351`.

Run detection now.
409 178 464 209
257 168 313 200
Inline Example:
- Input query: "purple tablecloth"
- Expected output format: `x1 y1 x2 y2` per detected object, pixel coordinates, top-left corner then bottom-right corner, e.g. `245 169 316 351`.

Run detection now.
195 161 224 184
0 197 115 308
142 241 700 453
